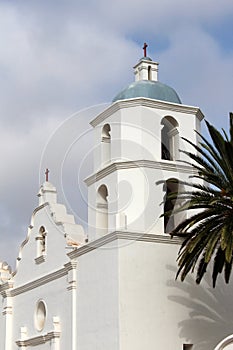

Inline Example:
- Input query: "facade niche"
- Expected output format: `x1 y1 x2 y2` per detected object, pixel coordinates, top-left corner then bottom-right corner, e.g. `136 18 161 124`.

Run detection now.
161 116 179 161
36 226 47 261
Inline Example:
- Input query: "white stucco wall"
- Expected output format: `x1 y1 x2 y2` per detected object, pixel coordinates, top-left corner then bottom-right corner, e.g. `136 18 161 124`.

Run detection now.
76 240 120 350
64 233 233 350
117 238 233 350
11 275 71 350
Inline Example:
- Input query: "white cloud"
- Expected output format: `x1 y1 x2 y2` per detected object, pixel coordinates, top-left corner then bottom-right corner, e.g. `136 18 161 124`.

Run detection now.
158 24 233 130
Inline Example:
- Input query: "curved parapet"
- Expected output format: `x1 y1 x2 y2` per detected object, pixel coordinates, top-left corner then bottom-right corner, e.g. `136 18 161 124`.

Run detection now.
13 181 87 278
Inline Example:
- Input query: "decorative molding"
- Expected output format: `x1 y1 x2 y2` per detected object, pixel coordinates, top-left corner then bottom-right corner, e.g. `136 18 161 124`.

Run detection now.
90 98 204 127
0 281 14 295
97 203 108 209
11 267 68 296
64 261 78 271
16 330 61 347
84 159 196 186
67 283 76 291
102 137 110 143
3 305 13 316
65 261 78 291
68 231 182 259
34 255 46 264
10 261 77 296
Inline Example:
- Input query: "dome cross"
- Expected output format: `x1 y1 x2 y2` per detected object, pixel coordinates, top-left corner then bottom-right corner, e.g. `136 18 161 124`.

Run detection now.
143 42 148 57
45 168 49 182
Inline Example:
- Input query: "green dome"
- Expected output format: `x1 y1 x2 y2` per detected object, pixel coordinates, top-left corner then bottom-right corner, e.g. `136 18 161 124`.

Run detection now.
112 80 182 104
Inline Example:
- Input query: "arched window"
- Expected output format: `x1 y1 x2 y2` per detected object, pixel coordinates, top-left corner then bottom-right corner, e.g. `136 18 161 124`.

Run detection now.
164 179 185 233
96 184 108 235
101 124 111 166
161 116 179 161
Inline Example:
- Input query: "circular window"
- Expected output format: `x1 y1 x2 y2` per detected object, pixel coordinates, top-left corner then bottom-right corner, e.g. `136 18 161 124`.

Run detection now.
34 300 46 331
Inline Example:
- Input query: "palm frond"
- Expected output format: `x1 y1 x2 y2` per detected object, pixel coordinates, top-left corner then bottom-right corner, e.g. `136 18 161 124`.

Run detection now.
163 112 233 287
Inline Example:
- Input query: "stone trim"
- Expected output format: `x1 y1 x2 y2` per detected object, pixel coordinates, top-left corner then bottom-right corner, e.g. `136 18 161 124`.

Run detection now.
16 331 60 347
65 261 78 291
64 261 77 271
84 159 196 186
68 231 182 259
10 266 70 296
102 136 110 143
34 255 46 264
90 98 204 127
97 203 108 209
3 305 13 316
0 281 14 294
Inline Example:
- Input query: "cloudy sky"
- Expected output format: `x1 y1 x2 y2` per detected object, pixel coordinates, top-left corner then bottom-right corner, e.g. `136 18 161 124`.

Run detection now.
0 0 233 268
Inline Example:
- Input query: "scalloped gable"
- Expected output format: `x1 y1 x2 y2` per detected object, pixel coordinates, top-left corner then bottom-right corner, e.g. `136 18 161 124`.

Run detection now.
11 182 86 286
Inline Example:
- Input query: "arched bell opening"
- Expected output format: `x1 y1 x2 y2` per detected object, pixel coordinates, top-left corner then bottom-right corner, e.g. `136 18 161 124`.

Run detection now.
164 178 185 233
161 116 179 161
101 124 111 166
96 184 109 235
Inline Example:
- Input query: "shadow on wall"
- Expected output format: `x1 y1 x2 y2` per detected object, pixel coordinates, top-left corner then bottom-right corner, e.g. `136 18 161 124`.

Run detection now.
166 265 233 350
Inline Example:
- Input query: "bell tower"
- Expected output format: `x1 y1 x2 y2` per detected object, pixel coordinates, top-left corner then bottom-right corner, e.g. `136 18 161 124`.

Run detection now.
85 46 204 240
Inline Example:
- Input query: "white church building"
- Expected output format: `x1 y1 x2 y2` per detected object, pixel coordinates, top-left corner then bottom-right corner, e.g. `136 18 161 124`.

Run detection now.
1 48 233 350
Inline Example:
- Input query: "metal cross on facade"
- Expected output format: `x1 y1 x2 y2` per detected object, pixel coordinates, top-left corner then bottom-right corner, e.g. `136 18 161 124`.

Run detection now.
143 42 148 57
45 168 49 182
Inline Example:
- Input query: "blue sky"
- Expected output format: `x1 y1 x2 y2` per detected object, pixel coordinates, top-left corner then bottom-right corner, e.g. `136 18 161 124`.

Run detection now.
0 0 233 267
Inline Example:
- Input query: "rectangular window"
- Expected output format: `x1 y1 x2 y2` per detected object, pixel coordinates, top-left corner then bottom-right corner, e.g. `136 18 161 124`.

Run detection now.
183 345 193 350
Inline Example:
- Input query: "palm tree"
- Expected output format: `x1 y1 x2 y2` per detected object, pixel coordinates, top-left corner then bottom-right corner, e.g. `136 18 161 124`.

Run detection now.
165 112 233 287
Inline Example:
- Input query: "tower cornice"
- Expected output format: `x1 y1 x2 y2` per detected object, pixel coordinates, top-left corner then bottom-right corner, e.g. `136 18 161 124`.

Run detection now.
90 98 204 128
84 160 197 186
67 231 183 260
